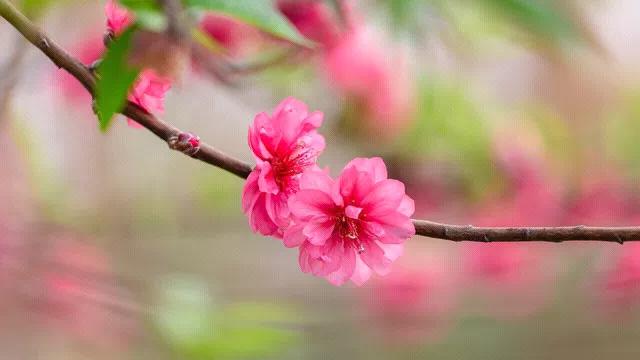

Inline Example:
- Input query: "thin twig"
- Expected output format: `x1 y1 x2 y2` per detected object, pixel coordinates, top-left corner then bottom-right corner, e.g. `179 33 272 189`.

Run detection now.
157 0 188 43
2 0 640 242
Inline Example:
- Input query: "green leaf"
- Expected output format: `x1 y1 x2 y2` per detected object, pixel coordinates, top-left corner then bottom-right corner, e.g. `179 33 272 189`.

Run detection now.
480 0 578 42
399 78 497 199
21 0 59 18
183 0 312 46
95 28 140 132
120 0 168 31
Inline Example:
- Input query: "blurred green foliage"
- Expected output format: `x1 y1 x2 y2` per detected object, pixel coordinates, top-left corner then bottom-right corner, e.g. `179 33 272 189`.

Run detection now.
20 0 59 18
192 169 243 214
379 0 581 47
606 91 640 181
479 0 578 42
399 79 497 199
120 0 168 31
155 275 298 360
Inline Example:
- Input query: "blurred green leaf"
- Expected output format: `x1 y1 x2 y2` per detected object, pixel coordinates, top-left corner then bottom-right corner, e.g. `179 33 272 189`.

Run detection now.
183 0 312 46
526 106 577 174
399 79 496 198
223 302 301 325
95 28 140 132
21 0 58 18
155 275 217 349
479 0 578 42
154 274 298 360
193 169 242 213
120 0 168 31
606 91 640 180
202 325 295 359
378 0 424 33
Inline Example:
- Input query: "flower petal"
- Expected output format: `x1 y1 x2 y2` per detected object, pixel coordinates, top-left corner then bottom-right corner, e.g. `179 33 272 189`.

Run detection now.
288 189 335 220
283 223 306 248
343 157 388 183
397 194 415 217
350 256 372 286
242 170 261 213
248 194 279 236
370 211 415 239
326 245 356 286
360 240 392 276
303 219 335 246
257 162 279 194
361 179 405 213
345 205 363 219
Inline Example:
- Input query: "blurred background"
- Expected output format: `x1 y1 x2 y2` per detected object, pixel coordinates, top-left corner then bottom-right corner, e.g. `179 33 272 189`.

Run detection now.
2 0 640 358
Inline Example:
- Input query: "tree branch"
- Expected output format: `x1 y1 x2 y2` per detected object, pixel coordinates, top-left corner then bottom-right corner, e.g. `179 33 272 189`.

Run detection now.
2 0 640 242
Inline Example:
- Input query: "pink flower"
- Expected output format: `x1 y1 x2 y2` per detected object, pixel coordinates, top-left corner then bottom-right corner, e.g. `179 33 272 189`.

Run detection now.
595 243 640 315
462 136 559 317
323 27 414 139
285 157 415 286
242 97 325 237
38 236 138 348
564 176 633 226
105 0 133 36
364 256 459 344
126 69 172 127
277 0 343 48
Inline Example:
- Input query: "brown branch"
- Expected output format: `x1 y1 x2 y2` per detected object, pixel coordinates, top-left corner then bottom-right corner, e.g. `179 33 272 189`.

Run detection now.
0 0 251 178
2 0 640 242
413 220 640 243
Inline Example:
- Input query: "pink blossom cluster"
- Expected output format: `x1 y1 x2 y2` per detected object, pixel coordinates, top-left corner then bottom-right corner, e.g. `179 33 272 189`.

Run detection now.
242 98 415 286
56 1 171 126
105 0 171 127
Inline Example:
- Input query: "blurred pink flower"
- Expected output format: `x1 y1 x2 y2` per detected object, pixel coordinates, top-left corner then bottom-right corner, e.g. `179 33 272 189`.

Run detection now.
323 27 414 139
365 258 458 344
277 0 343 48
105 0 133 35
55 37 104 104
595 242 640 316
198 13 261 56
462 137 559 317
285 157 415 286
565 176 634 226
127 69 172 127
242 97 325 237
39 237 138 348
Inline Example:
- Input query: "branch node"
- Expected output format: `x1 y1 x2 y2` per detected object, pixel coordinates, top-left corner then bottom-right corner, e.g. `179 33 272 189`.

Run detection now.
615 234 624 245
168 131 201 157
103 30 114 47
88 59 102 73
483 234 490 243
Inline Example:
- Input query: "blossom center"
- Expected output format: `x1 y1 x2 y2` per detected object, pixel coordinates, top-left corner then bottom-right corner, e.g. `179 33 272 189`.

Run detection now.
337 205 366 253
271 143 316 191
